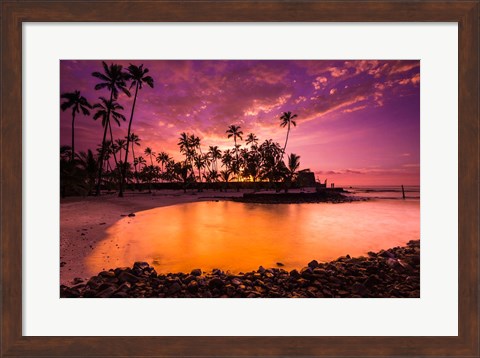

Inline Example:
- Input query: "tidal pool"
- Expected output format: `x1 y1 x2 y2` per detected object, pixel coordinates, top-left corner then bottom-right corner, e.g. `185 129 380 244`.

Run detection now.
87 199 419 275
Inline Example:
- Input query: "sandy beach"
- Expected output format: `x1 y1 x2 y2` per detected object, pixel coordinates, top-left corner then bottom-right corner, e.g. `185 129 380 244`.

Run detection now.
61 189 260 285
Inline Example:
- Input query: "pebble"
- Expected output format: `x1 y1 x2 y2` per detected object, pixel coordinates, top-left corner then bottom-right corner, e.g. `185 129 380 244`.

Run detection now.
191 268 202 276
61 240 420 299
118 271 140 284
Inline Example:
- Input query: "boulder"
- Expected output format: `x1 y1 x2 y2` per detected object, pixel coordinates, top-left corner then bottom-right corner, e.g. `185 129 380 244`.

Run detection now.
289 269 300 278
208 278 225 289
191 268 202 276
95 286 116 298
166 282 182 295
133 262 149 270
118 271 140 284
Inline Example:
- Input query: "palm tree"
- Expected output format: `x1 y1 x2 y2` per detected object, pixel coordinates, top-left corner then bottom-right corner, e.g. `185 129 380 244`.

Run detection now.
226 125 243 188
178 132 195 174
244 150 262 190
136 156 147 189
92 98 126 183
164 158 177 183
226 125 243 161
156 151 170 181
119 63 154 197
60 90 92 161
92 61 131 99
283 153 301 193
259 139 283 189
245 133 259 148
100 141 114 173
92 61 131 195
193 153 207 190
204 170 220 188
136 156 147 170
77 149 98 195
221 149 233 171
174 161 193 193
115 139 127 161
144 147 155 166
126 133 141 188
220 170 232 192
208 145 222 172
279 111 298 162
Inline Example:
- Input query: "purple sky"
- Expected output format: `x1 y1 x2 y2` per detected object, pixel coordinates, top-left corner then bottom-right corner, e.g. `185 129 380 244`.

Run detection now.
60 60 420 186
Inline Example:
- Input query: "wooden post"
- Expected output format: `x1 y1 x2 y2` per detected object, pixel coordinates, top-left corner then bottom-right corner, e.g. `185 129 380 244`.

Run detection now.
401 185 406 199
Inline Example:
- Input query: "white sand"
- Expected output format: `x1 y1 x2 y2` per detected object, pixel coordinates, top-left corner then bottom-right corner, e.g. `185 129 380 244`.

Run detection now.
60 189 247 286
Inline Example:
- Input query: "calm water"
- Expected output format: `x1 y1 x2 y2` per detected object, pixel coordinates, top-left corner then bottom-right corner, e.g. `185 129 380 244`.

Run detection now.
348 185 420 199
87 194 420 275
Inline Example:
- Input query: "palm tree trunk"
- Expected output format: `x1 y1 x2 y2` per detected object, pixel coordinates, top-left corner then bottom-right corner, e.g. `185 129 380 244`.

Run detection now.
281 122 290 163
119 82 139 197
95 119 110 195
108 121 119 168
71 111 76 162
132 144 139 189
108 121 123 188
95 90 114 196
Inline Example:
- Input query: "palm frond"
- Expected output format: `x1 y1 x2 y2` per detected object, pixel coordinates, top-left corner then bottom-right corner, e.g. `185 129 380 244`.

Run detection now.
91 72 110 82
94 83 109 90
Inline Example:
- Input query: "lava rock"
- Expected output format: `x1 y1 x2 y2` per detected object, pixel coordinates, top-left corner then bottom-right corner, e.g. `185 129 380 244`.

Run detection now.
208 278 225 289
191 269 202 276
118 271 140 284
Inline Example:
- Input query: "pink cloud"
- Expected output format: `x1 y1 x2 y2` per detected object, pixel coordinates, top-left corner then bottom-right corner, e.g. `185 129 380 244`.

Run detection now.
343 105 367 113
312 76 328 90
60 60 420 186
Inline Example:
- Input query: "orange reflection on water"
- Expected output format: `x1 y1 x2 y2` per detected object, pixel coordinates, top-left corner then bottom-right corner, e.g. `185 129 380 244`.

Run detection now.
86 200 419 275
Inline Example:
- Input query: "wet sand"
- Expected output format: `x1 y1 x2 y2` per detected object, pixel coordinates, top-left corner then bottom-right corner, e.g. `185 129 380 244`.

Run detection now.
60 189 251 285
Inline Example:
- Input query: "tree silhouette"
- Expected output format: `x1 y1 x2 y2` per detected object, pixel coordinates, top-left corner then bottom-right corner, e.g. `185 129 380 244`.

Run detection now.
283 153 301 192
220 170 232 192
77 149 98 195
279 111 298 162
119 64 153 197
92 61 130 195
115 139 127 162
174 161 193 193
245 133 258 148
208 145 222 172
226 125 243 188
156 151 171 181
92 97 126 186
127 133 141 188
178 132 196 175
60 90 92 161
144 147 156 166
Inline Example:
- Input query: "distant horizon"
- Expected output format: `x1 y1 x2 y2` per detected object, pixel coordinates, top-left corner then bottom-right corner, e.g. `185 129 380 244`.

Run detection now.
61 60 420 186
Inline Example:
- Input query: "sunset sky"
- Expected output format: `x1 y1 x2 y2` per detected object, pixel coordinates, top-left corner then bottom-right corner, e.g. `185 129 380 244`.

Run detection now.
60 60 420 186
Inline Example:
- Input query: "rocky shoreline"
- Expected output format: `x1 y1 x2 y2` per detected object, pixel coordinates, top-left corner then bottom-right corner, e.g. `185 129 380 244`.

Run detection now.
61 240 420 298
232 190 361 204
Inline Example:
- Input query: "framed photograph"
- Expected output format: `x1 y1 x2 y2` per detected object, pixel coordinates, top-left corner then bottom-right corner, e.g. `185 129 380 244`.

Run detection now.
1 0 478 357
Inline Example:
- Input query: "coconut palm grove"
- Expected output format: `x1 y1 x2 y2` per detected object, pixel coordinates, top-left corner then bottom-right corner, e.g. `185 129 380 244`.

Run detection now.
60 60 420 298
